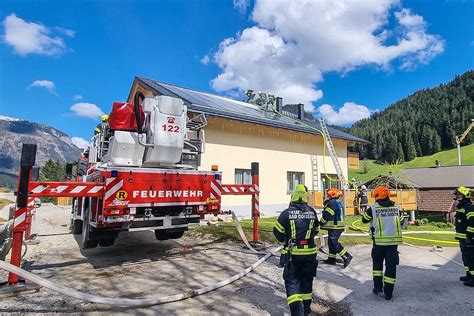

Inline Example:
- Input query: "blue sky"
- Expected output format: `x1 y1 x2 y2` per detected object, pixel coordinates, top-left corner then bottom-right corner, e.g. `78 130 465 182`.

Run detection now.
1 0 473 148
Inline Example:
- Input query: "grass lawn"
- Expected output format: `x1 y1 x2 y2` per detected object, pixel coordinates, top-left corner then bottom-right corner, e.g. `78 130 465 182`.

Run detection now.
194 215 458 248
350 143 474 183
0 198 14 222
0 198 13 211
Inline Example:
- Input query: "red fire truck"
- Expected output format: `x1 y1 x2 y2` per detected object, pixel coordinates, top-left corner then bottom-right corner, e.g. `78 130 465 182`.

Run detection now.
64 91 231 248
6 91 259 285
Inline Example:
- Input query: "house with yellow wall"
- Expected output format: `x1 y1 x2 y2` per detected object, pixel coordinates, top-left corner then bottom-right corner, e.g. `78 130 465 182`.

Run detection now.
128 77 367 218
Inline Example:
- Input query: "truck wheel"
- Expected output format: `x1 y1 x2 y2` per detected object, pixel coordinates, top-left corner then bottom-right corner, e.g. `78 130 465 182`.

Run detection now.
154 230 170 241
69 198 82 234
169 231 185 239
81 206 98 249
70 219 83 234
99 238 115 247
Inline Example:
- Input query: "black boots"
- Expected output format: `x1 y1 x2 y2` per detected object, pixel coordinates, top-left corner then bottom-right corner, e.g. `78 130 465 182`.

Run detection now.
324 253 353 267
342 253 353 268
464 278 474 287
373 288 392 300
323 257 336 265
460 273 471 282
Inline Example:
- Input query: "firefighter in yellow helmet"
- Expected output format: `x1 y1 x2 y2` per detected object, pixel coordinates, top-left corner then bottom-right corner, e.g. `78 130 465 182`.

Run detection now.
451 186 474 286
273 184 320 315
321 188 352 268
94 114 109 135
361 185 405 300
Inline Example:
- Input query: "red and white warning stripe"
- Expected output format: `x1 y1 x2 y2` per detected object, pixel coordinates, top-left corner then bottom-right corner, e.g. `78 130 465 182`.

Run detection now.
210 180 221 200
252 191 259 213
104 179 124 200
28 182 104 197
221 184 259 195
13 207 27 229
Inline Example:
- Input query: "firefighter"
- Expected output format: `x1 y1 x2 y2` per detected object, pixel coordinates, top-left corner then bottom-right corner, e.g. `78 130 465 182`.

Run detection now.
358 185 369 213
273 184 320 315
321 188 352 267
361 185 404 300
94 114 109 135
451 186 474 286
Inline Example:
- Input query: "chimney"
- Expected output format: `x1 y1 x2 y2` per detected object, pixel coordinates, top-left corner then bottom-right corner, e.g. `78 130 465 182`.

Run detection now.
276 97 283 113
297 103 304 120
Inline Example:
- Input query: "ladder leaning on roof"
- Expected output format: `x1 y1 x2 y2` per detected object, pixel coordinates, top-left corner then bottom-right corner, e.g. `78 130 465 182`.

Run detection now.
318 118 347 189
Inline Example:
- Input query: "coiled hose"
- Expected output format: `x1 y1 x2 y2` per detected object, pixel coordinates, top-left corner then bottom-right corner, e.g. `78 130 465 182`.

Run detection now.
0 212 282 307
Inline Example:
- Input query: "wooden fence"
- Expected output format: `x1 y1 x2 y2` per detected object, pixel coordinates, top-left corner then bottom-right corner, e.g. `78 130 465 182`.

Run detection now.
308 189 417 215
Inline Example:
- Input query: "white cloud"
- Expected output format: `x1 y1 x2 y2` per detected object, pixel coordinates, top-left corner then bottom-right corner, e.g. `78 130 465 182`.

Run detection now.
73 95 83 100
317 102 372 126
55 27 75 37
211 0 444 111
200 54 210 65
29 80 56 94
71 137 90 149
233 0 250 13
2 13 72 56
70 102 104 120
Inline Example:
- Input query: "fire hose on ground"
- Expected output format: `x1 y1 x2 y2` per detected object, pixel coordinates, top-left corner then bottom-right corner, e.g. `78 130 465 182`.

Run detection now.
0 211 282 307
349 219 458 245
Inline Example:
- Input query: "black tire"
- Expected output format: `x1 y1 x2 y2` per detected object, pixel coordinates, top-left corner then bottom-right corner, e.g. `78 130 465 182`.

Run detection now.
169 231 185 239
81 202 98 249
99 238 115 247
71 219 83 234
154 230 170 241
69 198 82 234
154 230 185 240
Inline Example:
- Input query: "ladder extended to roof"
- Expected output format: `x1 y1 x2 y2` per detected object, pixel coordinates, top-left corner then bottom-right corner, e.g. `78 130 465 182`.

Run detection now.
318 118 347 189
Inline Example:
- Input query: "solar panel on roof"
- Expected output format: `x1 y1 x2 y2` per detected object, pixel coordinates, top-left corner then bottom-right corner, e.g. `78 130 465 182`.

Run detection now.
137 77 368 143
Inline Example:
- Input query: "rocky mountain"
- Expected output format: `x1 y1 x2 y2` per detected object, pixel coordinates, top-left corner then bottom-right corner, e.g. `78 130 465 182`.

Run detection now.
0 115 82 188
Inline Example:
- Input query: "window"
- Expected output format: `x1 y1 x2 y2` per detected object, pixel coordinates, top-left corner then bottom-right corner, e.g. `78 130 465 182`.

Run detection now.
235 169 252 184
287 172 304 193
321 173 340 192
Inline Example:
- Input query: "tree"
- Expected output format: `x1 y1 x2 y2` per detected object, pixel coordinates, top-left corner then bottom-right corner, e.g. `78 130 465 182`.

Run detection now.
40 159 65 204
432 132 442 153
397 143 405 163
348 70 474 161
405 133 417 161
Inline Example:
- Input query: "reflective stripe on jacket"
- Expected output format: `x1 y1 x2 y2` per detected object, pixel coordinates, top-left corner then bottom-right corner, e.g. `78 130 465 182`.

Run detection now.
369 204 402 246
455 199 474 240
273 202 320 260
320 198 345 230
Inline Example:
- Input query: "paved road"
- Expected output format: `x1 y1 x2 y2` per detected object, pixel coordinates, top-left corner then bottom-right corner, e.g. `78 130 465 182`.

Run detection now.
0 204 473 315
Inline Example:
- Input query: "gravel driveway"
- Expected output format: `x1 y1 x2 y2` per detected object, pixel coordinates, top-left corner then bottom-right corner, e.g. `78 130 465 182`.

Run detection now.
0 204 473 315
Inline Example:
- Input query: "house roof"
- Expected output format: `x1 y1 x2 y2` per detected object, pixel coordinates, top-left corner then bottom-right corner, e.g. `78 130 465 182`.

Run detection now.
133 77 368 144
399 165 474 188
363 175 415 190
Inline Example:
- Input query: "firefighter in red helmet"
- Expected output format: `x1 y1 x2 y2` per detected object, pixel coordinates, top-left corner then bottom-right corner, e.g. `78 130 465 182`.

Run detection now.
321 188 352 268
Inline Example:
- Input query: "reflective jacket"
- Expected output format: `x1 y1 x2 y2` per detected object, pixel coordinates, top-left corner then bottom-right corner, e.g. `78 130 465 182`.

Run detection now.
320 198 345 230
455 199 474 241
273 202 320 262
362 199 403 246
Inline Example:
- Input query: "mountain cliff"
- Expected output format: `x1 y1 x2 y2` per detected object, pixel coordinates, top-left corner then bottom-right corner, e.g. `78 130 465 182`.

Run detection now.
0 115 82 188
